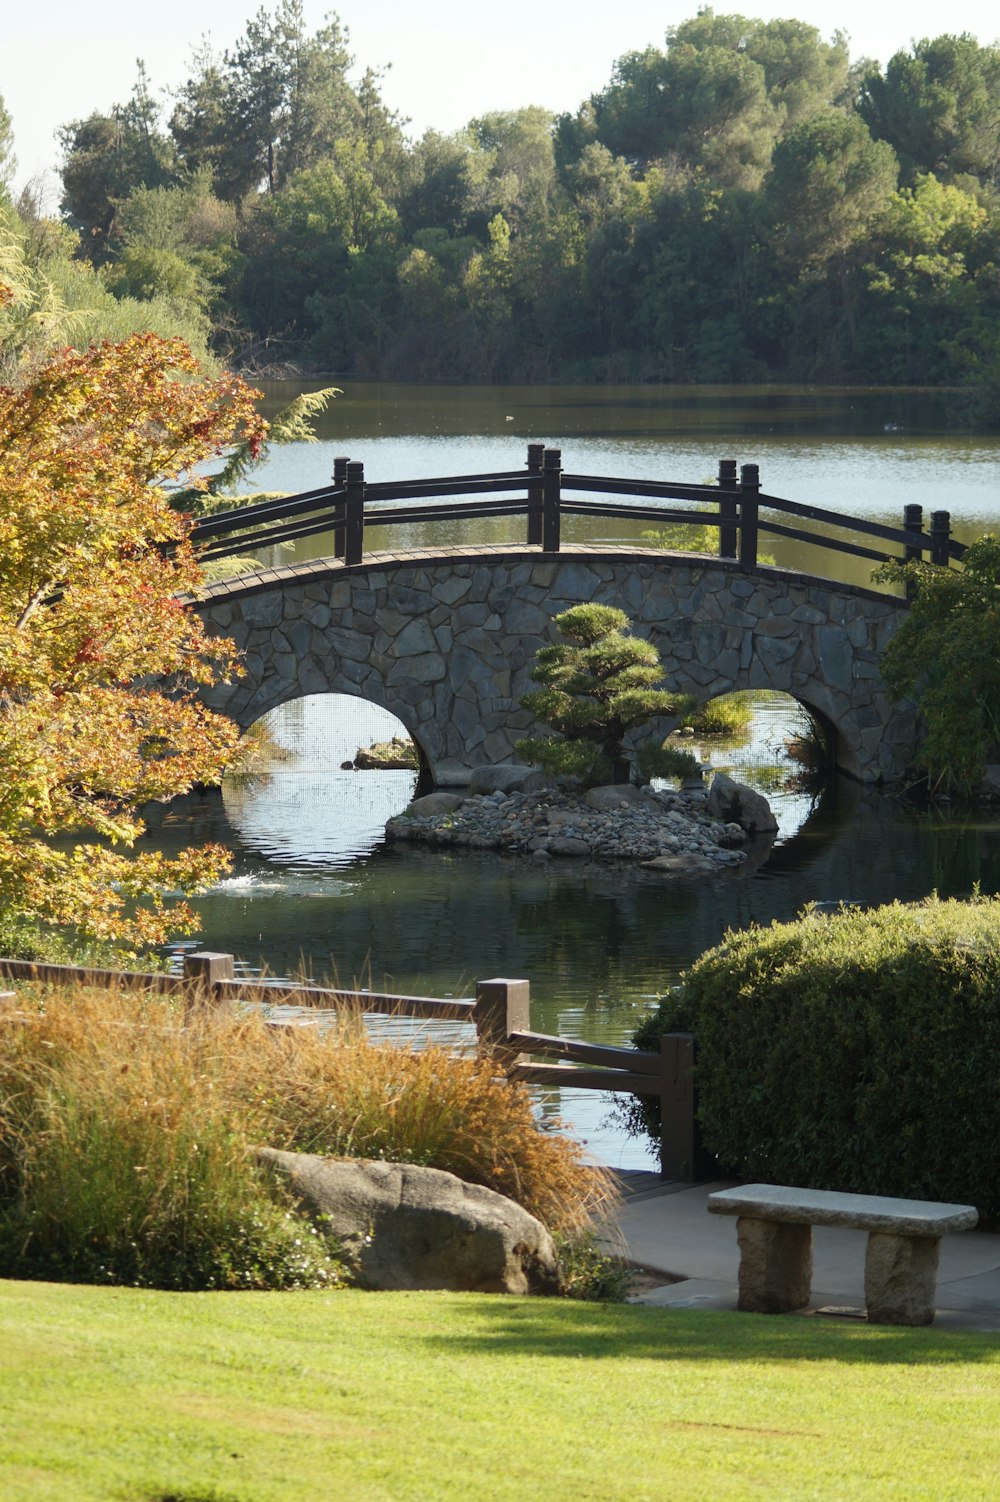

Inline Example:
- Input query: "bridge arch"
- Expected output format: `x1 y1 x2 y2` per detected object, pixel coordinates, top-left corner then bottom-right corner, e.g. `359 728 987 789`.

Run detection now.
194 545 916 786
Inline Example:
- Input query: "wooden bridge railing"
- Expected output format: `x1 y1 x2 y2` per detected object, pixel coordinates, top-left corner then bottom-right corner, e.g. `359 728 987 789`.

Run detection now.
189 444 966 584
0 952 709 1182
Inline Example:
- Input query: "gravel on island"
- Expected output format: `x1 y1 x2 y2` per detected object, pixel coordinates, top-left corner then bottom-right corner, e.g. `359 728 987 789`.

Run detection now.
385 782 756 874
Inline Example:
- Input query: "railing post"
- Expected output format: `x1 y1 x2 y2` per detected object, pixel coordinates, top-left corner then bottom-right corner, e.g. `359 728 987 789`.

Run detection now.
658 1032 710 1182
526 442 544 546
473 978 531 1073
345 460 365 566
718 457 738 560
183 952 235 998
930 510 952 568
542 447 562 554
738 463 760 571
903 502 923 599
333 455 350 559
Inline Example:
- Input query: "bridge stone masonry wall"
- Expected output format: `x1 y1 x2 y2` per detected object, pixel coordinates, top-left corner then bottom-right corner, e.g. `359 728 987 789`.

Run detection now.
194 544 918 786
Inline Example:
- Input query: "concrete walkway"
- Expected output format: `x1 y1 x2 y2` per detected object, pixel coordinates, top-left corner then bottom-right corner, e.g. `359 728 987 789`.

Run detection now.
609 1177 1000 1332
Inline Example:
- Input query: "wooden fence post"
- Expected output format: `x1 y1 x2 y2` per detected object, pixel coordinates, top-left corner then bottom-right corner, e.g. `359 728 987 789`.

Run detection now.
183 952 235 997
345 460 365 566
930 510 952 567
527 442 544 546
718 457 738 559
658 1032 710 1182
542 447 562 554
333 455 350 559
473 978 531 1073
738 463 760 571
903 502 923 600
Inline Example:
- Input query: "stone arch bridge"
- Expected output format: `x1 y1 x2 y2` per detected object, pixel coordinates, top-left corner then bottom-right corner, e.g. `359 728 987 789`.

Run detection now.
194 543 916 785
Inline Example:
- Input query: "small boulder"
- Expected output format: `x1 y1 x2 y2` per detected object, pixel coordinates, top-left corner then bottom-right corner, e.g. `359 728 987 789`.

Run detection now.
469 765 548 795
547 836 591 858
641 854 717 875
257 1151 560 1295
715 821 749 848
706 771 778 834
584 785 646 810
405 792 466 817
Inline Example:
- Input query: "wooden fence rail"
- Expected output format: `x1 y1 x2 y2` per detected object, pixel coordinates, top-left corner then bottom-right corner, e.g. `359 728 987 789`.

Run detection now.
188 445 966 585
0 952 709 1181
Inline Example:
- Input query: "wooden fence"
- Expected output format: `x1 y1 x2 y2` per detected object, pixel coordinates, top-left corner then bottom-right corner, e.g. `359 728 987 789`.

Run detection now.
188 444 965 584
0 951 711 1181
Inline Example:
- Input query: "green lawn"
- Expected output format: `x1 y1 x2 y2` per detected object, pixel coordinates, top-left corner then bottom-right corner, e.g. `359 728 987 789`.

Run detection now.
3 1280 1000 1501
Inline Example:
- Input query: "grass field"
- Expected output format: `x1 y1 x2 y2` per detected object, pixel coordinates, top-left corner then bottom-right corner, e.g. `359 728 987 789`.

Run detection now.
3 1280 1000 1501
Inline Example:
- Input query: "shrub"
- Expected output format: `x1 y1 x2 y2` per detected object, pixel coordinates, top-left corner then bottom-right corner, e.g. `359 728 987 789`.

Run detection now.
625 895 1000 1220
679 693 753 738
874 536 1000 795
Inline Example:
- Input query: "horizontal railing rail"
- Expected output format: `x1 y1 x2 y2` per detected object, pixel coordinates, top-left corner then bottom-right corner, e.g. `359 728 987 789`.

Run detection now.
186 446 965 586
0 952 708 1181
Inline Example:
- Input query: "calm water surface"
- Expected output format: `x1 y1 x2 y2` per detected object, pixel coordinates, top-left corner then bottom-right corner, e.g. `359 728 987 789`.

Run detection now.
162 384 1000 1168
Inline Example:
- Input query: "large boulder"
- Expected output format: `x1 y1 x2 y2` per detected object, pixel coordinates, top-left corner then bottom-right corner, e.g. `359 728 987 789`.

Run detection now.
257 1151 561 1295
706 771 778 834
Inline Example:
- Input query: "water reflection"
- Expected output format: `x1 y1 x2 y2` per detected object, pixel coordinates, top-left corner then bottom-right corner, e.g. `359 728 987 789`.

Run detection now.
225 695 419 867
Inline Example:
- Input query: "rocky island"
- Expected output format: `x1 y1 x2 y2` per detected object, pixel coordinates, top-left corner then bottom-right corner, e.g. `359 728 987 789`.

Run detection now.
386 768 777 876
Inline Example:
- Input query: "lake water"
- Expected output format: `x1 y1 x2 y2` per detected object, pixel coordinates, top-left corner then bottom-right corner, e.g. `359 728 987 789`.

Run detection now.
159 382 1000 1170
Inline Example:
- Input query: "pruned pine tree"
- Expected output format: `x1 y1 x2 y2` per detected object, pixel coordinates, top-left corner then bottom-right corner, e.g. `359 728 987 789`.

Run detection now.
515 604 699 786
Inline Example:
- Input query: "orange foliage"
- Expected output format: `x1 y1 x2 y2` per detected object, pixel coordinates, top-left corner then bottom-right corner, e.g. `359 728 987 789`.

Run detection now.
0 333 267 947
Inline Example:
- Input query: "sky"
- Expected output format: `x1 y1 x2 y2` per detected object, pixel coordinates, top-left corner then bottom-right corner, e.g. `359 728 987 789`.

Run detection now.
5 0 1000 199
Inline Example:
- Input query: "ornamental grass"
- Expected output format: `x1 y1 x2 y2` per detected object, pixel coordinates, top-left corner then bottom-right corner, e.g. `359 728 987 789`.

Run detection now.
0 980 613 1290
230 1014 616 1235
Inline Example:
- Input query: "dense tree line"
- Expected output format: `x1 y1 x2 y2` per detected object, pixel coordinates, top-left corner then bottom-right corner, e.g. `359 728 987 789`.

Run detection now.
5 5 1000 414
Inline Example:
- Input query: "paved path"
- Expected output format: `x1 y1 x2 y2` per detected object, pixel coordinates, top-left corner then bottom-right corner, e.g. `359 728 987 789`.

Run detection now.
608 1178 1000 1332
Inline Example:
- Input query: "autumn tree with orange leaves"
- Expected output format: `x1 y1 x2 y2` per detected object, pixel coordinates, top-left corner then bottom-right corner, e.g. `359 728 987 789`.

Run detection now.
0 330 267 951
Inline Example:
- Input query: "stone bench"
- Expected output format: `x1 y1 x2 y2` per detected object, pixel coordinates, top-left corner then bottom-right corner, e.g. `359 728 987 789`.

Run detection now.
707 1183 978 1326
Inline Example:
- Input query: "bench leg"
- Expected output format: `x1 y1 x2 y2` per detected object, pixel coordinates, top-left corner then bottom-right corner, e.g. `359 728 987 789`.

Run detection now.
736 1216 812 1313
864 1232 940 1326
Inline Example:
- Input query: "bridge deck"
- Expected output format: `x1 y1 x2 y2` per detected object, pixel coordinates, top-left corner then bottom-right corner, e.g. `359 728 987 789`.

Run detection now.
195 542 898 609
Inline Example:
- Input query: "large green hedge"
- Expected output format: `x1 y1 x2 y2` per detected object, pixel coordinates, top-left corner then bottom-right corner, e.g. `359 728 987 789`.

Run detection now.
631 896 1000 1220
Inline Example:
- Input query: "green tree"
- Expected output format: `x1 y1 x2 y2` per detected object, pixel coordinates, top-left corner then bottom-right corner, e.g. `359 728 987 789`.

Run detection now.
104 172 242 333
168 43 236 193
631 179 763 380
860 174 987 382
669 11 849 128
238 144 399 357
398 130 476 239
586 41 779 188
763 110 898 370
859 34 1000 188
463 107 559 236
515 604 696 785
59 64 179 260
578 13 847 190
